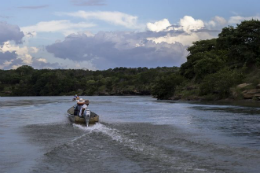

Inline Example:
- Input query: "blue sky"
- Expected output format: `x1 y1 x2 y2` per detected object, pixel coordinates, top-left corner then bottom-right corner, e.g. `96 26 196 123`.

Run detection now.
0 0 260 70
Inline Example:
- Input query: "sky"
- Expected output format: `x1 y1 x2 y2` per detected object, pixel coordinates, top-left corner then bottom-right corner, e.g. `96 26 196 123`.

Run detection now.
0 0 260 70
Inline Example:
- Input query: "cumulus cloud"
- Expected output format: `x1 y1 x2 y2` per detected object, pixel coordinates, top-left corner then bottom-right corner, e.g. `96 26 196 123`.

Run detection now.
147 33 196 46
37 58 47 63
0 47 22 69
213 16 227 25
46 32 188 69
228 15 260 24
58 11 140 29
147 19 171 32
147 31 217 46
146 14 260 57
146 16 217 46
207 16 227 29
147 16 205 34
21 20 95 35
0 41 59 69
0 22 24 45
1 41 36 64
0 42 61 69
180 16 204 33
71 0 106 6
0 22 27 69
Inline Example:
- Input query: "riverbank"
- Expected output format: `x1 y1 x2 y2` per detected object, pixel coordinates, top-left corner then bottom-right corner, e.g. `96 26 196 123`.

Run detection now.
166 82 260 103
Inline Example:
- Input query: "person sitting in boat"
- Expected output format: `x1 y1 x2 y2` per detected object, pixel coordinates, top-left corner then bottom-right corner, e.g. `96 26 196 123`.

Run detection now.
73 98 85 116
79 100 90 117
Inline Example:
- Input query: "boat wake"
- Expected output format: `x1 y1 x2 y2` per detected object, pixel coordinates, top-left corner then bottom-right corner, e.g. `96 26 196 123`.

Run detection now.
72 122 208 172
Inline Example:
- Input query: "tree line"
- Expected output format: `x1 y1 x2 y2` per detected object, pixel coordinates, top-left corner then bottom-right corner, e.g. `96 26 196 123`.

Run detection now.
0 65 179 96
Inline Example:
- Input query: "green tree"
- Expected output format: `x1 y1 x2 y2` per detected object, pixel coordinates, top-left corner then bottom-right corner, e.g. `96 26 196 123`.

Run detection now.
16 65 34 76
217 19 260 67
180 39 217 79
193 52 225 81
152 74 184 100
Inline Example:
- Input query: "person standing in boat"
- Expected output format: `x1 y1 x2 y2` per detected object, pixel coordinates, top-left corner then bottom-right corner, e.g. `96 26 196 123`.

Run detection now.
74 98 85 116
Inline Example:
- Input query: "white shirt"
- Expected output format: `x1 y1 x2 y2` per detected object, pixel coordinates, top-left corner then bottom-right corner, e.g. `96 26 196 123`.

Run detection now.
79 104 88 117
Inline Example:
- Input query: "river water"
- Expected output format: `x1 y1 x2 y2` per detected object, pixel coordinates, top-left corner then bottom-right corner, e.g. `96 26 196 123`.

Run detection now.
1 96 260 173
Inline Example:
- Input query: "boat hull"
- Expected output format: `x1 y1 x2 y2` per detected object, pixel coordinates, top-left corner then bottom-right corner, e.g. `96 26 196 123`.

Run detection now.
67 107 99 124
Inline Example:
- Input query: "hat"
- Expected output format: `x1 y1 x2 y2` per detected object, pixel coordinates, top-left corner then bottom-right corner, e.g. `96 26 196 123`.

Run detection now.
77 98 85 105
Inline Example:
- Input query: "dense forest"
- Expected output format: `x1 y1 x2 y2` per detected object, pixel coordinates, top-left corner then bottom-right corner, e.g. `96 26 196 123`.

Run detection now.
1 20 260 101
0 65 179 96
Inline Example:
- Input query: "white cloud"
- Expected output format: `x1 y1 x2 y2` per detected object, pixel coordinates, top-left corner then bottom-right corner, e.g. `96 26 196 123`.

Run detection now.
228 15 260 24
146 16 205 35
0 42 62 69
38 58 47 63
207 16 227 29
180 16 204 33
0 41 37 64
146 15 259 43
147 32 214 46
146 16 215 46
147 19 171 32
21 20 96 35
58 11 141 29
147 33 199 46
213 16 227 25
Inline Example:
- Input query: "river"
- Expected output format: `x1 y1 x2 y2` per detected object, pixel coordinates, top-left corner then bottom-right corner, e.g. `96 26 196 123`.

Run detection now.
1 96 260 173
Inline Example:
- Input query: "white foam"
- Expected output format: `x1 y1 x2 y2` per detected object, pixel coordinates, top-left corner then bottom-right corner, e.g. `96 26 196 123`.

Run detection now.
72 123 137 148
72 123 103 132
74 123 160 155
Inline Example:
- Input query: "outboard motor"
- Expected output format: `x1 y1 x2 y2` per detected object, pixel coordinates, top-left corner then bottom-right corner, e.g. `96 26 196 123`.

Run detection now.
84 109 91 127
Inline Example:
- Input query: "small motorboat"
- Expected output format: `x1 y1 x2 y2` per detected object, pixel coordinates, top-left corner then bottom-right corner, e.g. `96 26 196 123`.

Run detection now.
67 107 99 126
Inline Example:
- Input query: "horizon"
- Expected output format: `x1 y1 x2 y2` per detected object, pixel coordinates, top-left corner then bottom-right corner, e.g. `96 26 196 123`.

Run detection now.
2 64 178 71
1 0 260 70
